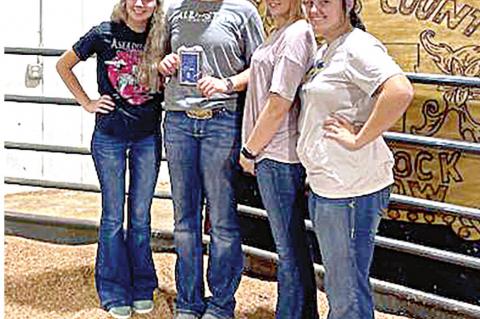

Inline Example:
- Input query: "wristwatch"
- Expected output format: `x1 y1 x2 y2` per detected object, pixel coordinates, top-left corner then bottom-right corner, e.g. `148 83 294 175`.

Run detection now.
224 78 234 94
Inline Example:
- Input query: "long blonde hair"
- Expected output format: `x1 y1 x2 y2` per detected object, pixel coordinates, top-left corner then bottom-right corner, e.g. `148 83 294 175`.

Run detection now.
265 0 306 34
288 0 306 24
111 0 166 92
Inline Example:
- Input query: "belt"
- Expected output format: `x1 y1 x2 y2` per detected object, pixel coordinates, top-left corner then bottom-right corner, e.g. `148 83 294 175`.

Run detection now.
185 108 224 120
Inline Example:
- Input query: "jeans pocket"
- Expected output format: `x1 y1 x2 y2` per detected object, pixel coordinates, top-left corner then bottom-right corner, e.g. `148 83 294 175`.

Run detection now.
377 186 392 217
92 129 113 145
256 158 274 172
163 112 187 145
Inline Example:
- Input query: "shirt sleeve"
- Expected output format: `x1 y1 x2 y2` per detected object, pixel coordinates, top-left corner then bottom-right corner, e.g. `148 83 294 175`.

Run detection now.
270 25 316 102
240 11 265 65
345 39 403 97
72 25 101 61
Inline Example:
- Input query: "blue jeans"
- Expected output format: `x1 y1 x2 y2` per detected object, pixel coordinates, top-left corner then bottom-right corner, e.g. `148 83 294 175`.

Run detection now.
163 110 243 319
308 187 390 319
91 130 161 310
256 159 318 319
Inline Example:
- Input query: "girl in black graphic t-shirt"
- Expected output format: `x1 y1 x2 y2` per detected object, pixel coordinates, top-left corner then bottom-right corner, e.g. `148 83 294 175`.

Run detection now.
57 1 165 318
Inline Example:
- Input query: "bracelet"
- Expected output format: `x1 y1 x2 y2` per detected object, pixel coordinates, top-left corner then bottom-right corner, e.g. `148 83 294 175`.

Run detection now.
241 146 257 160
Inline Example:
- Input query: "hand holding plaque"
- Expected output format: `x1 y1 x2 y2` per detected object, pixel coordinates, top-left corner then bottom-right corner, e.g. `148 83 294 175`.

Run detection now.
178 45 203 86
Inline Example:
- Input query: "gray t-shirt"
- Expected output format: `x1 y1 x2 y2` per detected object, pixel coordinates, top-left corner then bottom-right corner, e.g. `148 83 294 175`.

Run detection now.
163 0 265 111
297 28 403 198
243 19 316 163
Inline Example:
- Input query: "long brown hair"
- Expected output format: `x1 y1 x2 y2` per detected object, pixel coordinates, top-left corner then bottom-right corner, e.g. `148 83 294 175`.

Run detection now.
111 0 166 92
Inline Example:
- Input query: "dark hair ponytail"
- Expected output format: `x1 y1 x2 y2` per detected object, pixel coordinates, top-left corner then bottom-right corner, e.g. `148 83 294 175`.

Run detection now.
350 10 366 31
342 0 366 31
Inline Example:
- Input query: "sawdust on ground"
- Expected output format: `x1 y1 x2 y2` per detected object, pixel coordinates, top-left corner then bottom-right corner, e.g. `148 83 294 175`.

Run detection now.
4 189 411 319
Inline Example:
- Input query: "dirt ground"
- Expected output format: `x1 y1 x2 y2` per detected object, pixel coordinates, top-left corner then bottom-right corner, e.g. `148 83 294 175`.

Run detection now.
4 189 411 319
4 185 175 231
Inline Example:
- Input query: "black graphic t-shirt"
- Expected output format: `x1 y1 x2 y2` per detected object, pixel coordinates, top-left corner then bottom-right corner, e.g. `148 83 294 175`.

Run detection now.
73 21 162 139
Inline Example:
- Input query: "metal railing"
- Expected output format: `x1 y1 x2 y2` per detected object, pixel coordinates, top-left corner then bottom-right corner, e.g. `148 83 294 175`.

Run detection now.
6 140 480 219
5 94 79 106
5 46 480 88
5 175 480 270
384 132 480 154
4 47 65 57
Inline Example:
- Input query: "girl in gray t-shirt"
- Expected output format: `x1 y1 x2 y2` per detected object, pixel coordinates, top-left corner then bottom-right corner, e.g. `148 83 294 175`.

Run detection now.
300 0 414 318
156 1 264 319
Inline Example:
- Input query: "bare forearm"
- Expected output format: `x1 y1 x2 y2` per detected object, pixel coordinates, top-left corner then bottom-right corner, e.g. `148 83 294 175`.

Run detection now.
56 51 91 108
356 75 414 147
245 94 292 154
58 67 91 107
229 68 250 92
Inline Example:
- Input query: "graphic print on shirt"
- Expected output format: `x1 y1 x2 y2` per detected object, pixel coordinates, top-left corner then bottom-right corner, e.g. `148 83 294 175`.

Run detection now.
176 10 217 23
105 42 152 106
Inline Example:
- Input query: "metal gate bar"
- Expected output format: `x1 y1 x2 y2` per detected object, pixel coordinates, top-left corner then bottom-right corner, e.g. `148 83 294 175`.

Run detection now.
5 176 480 271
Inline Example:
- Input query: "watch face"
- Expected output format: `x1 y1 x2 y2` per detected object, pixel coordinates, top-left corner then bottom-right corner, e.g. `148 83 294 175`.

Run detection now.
179 51 201 86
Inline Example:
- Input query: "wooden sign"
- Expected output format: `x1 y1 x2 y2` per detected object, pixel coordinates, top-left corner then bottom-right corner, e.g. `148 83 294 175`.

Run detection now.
252 0 480 240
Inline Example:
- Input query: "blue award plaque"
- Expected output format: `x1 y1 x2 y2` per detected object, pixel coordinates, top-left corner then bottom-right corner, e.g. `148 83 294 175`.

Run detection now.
179 46 203 86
